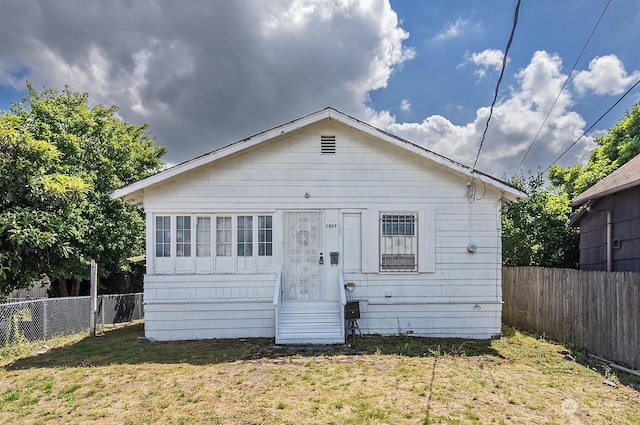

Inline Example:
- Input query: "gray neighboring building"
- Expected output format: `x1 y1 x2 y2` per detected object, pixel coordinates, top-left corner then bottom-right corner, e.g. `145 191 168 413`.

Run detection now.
570 154 640 272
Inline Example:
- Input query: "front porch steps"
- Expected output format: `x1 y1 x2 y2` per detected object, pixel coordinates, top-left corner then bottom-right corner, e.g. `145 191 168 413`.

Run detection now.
275 301 343 344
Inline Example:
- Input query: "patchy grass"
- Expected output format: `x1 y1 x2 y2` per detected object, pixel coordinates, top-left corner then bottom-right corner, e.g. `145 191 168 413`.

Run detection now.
0 322 638 424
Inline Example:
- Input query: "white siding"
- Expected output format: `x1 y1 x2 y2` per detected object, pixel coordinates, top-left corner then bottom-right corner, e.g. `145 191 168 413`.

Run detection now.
144 273 275 341
342 213 361 272
142 121 505 340
360 302 501 339
144 302 274 340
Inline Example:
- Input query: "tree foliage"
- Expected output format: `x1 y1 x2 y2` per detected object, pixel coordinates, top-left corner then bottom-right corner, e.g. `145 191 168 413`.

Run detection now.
548 103 640 199
502 173 579 268
0 84 165 296
503 103 640 269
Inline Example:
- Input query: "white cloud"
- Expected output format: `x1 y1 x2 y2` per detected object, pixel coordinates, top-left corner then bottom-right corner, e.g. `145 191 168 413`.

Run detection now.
573 54 640 95
435 17 471 41
0 0 414 163
1 2 619 179
459 49 507 78
370 50 591 176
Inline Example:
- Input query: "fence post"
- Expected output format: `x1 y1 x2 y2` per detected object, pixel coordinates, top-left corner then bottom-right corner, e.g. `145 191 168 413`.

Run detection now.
137 293 143 320
101 295 105 329
90 259 98 337
42 299 48 340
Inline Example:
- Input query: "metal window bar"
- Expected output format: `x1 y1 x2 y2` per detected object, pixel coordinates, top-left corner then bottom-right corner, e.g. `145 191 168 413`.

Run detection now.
380 212 417 271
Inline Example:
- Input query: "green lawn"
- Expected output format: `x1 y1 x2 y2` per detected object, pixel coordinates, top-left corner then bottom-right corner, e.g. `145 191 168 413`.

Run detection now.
0 322 638 424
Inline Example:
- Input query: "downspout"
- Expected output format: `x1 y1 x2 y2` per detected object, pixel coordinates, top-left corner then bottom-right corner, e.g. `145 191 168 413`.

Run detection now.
606 210 612 272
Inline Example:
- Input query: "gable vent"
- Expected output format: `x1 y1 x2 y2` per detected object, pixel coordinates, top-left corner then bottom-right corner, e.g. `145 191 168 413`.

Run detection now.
321 135 336 154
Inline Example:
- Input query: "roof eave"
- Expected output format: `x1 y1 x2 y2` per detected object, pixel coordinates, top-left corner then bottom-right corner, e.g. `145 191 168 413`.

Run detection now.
570 179 640 207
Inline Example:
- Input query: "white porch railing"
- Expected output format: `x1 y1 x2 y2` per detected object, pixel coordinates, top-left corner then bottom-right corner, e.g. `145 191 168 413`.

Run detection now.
273 268 283 338
339 269 346 342
273 268 347 343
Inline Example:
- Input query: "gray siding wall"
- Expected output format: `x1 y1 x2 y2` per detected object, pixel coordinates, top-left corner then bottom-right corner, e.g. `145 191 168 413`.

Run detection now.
578 186 640 272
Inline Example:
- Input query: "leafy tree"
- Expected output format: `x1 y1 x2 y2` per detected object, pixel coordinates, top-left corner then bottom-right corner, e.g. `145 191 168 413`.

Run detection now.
502 173 579 268
0 115 88 293
503 103 640 269
549 103 640 199
0 83 165 296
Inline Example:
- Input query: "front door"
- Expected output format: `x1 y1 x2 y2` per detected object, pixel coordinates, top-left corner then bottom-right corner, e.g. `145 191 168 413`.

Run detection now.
283 211 324 301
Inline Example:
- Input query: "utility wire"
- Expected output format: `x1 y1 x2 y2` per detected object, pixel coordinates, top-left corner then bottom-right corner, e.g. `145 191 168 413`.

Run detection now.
513 0 612 178
472 0 522 170
543 77 640 173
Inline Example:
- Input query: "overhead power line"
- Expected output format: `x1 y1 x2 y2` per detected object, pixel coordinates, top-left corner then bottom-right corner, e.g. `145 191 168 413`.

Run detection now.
543 77 640 173
513 0 612 178
472 0 522 171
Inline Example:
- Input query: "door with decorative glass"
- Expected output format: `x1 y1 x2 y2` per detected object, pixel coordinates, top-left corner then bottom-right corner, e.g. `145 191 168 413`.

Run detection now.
282 211 324 301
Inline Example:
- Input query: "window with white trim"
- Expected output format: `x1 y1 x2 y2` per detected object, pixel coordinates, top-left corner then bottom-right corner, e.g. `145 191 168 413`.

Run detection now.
176 216 192 257
216 216 232 257
380 212 417 272
237 216 253 256
196 216 212 257
258 215 273 256
155 216 171 257
152 213 274 274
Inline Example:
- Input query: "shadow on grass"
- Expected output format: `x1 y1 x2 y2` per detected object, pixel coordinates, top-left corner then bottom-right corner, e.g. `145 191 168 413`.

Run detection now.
507 326 640 392
564 345 640 392
4 322 502 370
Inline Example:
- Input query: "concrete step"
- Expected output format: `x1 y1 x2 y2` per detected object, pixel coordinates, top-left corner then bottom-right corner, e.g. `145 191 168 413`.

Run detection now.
276 334 344 345
276 301 344 344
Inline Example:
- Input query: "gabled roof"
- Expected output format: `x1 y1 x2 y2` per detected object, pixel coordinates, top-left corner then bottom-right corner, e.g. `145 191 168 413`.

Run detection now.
570 153 640 207
112 107 525 204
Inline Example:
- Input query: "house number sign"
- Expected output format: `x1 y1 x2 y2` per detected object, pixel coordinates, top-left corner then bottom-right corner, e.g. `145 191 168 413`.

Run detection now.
325 223 337 229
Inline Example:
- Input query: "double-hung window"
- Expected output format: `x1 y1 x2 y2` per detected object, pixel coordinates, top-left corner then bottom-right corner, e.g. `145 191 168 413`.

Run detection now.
380 212 417 272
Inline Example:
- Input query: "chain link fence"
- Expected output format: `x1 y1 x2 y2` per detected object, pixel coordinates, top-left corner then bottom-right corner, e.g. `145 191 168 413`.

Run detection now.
0 293 143 348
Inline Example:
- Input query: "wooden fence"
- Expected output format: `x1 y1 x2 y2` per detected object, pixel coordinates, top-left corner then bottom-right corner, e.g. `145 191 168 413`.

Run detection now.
502 267 640 370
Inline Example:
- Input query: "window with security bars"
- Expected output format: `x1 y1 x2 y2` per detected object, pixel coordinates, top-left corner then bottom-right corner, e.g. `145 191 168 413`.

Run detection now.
380 213 417 271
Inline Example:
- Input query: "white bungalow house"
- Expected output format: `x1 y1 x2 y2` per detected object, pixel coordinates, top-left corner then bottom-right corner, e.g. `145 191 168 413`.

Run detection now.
112 108 524 343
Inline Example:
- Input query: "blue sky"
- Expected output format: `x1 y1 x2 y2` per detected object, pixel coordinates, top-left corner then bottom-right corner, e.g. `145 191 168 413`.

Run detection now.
1 0 639 178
